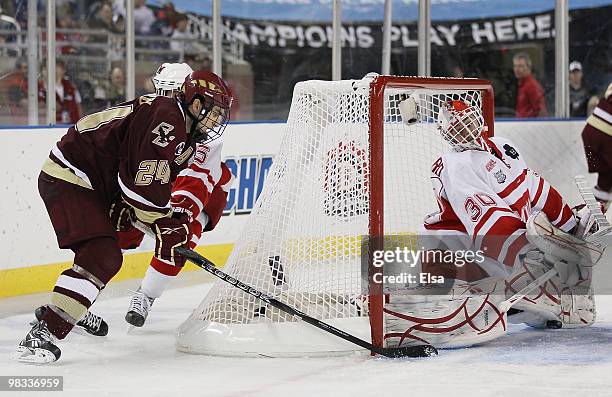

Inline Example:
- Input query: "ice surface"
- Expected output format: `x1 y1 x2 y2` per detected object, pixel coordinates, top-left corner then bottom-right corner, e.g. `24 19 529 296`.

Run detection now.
2 277 612 396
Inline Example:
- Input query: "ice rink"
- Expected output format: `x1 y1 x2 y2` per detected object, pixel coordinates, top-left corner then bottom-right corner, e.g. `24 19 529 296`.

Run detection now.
2 268 612 397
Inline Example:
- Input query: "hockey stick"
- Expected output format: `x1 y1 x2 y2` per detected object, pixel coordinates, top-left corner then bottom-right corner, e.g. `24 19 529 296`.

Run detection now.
134 221 437 358
574 175 612 246
499 267 557 313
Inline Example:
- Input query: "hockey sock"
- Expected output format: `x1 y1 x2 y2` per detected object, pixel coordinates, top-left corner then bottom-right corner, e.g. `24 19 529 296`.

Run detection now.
140 258 179 299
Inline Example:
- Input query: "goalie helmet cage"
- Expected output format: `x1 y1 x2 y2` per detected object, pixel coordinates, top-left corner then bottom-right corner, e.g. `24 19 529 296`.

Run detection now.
176 75 495 357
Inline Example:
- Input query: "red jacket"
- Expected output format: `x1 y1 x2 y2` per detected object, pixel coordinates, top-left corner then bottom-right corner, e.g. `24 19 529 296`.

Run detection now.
516 75 548 118
39 78 82 124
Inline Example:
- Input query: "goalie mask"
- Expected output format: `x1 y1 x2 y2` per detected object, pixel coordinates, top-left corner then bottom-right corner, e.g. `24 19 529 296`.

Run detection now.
437 100 485 151
152 63 193 97
178 70 232 145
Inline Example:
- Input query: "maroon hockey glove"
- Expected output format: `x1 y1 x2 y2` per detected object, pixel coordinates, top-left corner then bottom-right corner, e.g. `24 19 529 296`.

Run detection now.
153 213 191 267
109 197 136 232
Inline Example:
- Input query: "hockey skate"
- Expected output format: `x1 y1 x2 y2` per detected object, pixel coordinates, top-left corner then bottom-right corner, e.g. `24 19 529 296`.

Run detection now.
125 288 155 327
35 305 108 337
12 320 61 364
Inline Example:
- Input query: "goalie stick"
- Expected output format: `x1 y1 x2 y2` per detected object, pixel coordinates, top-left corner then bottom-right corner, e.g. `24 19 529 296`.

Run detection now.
574 175 612 246
133 221 438 358
499 268 557 313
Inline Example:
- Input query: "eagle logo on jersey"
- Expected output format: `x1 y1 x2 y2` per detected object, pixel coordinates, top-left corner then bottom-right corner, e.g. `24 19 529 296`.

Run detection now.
494 170 507 183
152 122 176 148
175 142 185 156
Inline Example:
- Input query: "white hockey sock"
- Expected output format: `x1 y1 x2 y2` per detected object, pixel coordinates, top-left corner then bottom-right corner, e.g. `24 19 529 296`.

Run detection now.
140 266 174 299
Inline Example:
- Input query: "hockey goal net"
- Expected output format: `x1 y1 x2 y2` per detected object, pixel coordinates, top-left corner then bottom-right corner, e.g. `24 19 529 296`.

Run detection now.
177 75 494 356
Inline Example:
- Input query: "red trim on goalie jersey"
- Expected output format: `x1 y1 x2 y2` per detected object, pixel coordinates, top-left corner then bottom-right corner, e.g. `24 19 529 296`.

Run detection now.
424 196 467 232
498 169 528 199
474 212 529 268
541 183 576 232
529 174 575 232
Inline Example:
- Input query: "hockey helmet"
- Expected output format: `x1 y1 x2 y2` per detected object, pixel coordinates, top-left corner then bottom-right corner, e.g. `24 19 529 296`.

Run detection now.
152 63 193 97
437 100 485 150
438 100 485 150
178 70 232 144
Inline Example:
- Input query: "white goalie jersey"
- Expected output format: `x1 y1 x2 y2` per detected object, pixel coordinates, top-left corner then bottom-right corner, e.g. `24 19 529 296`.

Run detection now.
424 136 576 274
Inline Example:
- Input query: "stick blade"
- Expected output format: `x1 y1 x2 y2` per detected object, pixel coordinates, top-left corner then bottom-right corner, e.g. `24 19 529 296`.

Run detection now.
380 344 438 358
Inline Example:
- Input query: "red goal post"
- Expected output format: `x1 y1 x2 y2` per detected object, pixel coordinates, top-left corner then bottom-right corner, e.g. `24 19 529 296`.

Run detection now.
368 76 495 349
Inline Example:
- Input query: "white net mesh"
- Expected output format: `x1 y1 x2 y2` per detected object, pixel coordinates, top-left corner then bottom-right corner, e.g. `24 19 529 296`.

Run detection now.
177 77 487 355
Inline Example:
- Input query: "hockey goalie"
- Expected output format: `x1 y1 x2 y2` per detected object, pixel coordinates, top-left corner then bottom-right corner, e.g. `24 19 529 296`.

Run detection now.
388 97 605 349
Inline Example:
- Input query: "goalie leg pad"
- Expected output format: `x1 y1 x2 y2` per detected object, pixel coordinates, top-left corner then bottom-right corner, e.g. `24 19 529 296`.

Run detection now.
383 278 507 348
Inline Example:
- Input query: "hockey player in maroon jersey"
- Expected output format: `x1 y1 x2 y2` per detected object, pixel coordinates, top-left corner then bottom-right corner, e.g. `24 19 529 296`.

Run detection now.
13 70 233 364
118 62 235 327
582 83 612 210
389 98 602 348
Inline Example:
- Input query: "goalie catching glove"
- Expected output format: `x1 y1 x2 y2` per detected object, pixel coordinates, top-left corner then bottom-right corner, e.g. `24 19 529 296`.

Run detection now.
153 212 192 267
527 210 604 266
526 211 604 286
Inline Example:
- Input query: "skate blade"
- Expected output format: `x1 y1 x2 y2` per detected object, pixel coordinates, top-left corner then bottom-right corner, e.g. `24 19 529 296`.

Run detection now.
12 346 57 364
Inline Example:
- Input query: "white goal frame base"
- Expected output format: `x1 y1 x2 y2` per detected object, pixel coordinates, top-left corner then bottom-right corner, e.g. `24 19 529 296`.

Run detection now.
176 318 371 357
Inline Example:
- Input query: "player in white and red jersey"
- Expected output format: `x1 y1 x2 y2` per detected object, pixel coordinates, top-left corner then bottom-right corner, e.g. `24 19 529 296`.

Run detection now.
390 98 600 349
121 63 235 327
424 100 576 275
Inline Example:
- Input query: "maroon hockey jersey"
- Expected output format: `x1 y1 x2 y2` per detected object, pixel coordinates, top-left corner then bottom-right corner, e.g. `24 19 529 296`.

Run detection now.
43 94 196 223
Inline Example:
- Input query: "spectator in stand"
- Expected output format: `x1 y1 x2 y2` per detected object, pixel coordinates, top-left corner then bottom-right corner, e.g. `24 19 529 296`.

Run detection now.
134 0 155 35
569 61 597 117
5 57 29 109
89 1 117 32
513 52 548 118
38 60 82 124
105 65 126 106
152 1 179 37
170 14 205 56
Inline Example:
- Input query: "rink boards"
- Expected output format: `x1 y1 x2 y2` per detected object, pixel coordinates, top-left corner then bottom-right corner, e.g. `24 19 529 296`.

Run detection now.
0 119 591 297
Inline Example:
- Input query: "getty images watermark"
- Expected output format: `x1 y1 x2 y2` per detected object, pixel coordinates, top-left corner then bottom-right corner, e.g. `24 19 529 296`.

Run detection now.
371 247 487 285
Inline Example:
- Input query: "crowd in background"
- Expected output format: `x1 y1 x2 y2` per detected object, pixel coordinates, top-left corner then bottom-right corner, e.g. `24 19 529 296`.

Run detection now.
0 0 607 125
0 0 214 124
